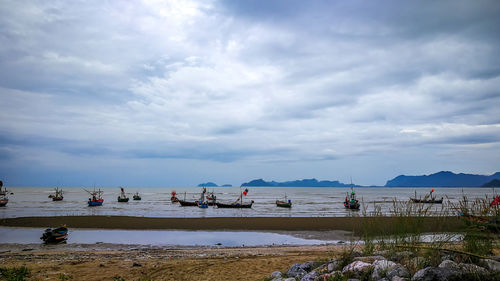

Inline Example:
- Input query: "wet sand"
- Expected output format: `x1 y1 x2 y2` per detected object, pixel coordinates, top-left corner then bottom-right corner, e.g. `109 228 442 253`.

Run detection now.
0 215 464 234
0 244 342 281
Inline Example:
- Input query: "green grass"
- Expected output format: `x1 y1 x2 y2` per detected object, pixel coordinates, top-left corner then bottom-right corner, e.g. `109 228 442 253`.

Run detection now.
0 266 30 281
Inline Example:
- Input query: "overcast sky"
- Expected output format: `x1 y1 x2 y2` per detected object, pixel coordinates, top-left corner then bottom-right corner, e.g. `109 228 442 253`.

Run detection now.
1 0 499 187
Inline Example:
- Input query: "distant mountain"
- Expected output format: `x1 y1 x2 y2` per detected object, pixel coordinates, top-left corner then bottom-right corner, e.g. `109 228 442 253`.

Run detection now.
221 184 232 187
385 171 500 187
241 178 359 187
198 182 218 187
482 179 500 187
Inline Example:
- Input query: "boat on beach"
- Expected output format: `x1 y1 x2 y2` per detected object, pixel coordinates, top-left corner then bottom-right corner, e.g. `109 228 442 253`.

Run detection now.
410 189 443 204
117 187 129 202
85 188 104 206
276 194 292 208
0 180 8 207
40 226 68 244
49 187 64 201
133 192 141 200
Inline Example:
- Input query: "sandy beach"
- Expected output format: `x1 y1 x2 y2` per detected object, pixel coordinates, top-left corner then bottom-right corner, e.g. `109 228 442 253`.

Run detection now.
0 244 343 281
0 215 464 234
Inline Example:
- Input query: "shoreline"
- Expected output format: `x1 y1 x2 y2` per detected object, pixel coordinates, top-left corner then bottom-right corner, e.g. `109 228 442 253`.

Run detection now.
0 215 464 234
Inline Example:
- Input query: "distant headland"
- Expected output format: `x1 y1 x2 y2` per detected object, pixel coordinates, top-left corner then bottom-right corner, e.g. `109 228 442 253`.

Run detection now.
197 182 232 187
240 178 359 187
236 171 500 187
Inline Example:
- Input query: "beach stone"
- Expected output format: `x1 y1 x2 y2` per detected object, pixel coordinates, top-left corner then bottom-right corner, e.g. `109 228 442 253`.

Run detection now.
411 266 460 281
327 260 340 272
300 270 318 281
371 260 397 280
438 260 460 271
286 263 307 279
342 261 373 279
391 251 414 263
319 271 342 281
458 263 489 275
386 265 409 279
391 276 409 281
271 271 282 278
282 278 295 281
481 258 500 272
301 261 318 272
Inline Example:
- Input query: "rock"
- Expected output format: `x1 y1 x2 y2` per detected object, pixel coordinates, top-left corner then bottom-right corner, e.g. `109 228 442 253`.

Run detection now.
328 261 340 272
438 260 460 271
271 278 283 281
391 276 409 281
342 261 373 279
320 271 342 280
412 266 460 281
346 279 361 281
386 265 409 279
458 263 489 275
371 260 397 280
300 270 318 281
286 263 307 279
354 255 386 263
132 262 142 267
481 258 500 272
282 278 295 281
270 271 282 278
390 251 414 263
300 261 317 272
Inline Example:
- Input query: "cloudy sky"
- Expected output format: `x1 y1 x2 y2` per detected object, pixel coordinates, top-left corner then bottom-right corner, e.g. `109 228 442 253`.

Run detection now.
1 0 499 187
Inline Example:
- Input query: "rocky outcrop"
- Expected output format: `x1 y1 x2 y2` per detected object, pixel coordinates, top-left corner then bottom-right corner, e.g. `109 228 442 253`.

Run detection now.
266 253 499 281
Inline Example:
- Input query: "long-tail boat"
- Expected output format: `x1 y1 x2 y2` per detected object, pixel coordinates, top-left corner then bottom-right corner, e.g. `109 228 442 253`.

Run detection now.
0 180 8 207
171 190 179 203
117 187 129 202
85 188 104 206
344 186 360 210
133 192 141 200
50 187 64 201
216 188 253 208
410 189 443 204
41 226 68 244
276 194 292 208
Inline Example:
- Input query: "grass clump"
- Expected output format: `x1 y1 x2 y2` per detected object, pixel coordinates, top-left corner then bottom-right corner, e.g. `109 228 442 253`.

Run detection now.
0 266 30 281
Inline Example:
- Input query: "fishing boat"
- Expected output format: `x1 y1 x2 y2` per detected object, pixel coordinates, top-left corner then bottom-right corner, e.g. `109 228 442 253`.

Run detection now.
344 186 360 210
171 190 179 203
133 192 141 200
0 181 8 207
276 194 292 208
216 188 253 208
178 199 199 206
117 187 129 202
85 188 104 206
40 226 68 244
410 189 443 204
49 187 64 201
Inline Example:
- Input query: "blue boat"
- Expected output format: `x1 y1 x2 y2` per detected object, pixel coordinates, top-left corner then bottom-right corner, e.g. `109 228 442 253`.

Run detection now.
85 188 104 206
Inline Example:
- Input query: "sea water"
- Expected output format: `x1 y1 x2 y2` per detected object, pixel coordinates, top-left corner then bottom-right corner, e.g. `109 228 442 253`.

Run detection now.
0 186 497 219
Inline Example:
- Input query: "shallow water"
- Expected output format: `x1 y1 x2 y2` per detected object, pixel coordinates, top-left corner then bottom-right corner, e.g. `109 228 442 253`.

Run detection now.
0 186 496 218
0 227 335 247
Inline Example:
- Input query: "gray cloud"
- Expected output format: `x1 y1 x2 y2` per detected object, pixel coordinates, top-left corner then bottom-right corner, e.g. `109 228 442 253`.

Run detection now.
0 0 499 186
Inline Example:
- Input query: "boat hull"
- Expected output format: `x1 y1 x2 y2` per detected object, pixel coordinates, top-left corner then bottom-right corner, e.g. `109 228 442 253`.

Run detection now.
216 201 253 209
133 196 141 200
88 199 104 206
178 200 198 206
410 198 443 204
0 199 7 207
41 227 68 244
276 200 292 208
117 197 129 202
52 197 63 201
344 201 360 210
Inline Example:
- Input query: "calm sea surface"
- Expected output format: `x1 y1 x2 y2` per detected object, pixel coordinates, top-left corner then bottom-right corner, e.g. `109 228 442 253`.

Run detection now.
0 186 497 219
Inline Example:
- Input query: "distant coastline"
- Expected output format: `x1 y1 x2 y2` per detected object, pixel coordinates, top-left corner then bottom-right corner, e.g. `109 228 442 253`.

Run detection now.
239 171 500 187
